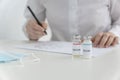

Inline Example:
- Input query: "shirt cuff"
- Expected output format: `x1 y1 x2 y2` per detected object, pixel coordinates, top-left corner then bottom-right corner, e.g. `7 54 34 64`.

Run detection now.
109 25 120 43
109 26 120 38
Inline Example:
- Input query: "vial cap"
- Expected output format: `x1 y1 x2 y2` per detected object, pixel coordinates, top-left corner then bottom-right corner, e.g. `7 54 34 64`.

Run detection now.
72 34 81 41
73 34 81 38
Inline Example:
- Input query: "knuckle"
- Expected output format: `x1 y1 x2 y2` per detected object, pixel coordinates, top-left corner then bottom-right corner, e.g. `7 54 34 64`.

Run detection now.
97 34 102 38
109 35 114 38
104 33 109 37
97 33 103 37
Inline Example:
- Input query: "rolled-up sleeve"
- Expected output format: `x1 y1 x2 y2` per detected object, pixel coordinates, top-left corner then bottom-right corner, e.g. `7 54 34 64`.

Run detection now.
109 0 120 38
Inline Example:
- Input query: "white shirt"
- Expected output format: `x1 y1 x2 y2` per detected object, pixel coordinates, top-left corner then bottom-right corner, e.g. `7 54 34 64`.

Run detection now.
24 0 120 41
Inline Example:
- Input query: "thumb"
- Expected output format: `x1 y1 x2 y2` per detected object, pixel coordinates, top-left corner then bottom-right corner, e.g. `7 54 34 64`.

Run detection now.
41 22 47 30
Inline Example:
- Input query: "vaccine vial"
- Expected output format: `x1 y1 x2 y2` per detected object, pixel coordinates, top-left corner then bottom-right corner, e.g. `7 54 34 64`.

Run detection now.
72 34 82 57
82 36 93 59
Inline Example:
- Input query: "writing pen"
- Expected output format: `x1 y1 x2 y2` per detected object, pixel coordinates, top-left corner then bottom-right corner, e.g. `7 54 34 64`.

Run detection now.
27 6 47 34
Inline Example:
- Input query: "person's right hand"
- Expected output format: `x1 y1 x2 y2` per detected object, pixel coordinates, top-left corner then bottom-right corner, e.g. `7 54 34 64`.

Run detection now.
26 20 47 41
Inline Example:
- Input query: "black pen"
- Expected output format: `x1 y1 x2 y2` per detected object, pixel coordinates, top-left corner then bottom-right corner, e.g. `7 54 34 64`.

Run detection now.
27 6 47 34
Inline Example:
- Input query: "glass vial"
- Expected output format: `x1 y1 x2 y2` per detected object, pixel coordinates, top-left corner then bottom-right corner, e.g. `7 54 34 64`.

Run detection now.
72 34 82 57
82 36 93 59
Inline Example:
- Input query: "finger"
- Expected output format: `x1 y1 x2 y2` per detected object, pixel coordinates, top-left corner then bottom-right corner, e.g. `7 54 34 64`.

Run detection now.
93 32 103 47
99 33 109 48
28 32 39 40
34 31 45 36
29 20 45 32
28 19 38 27
31 30 45 37
27 20 45 40
41 22 47 30
28 26 43 35
91 37 95 42
105 36 114 47
29 38 38 41
29 31 44 40
112 37 119 46
32 25 45 32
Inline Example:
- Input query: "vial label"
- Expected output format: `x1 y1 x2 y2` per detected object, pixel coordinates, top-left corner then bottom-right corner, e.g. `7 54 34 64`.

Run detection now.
72 42 82 56
72 34 81 57
82 44 92 58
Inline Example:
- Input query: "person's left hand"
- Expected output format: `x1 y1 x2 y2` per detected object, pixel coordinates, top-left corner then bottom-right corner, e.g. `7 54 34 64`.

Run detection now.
92 32 119 48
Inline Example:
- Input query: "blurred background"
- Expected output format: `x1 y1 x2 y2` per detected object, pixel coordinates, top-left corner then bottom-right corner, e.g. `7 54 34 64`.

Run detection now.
0 0 51 41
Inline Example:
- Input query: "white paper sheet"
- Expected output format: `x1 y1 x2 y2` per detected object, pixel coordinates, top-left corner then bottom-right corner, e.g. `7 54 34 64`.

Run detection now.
16 41 119 57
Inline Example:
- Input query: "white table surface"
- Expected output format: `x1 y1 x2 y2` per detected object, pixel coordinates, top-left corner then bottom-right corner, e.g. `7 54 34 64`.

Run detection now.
0 40 120 80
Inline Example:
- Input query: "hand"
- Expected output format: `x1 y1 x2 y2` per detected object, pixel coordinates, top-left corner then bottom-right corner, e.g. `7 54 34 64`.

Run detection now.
92 32 119 48
26 19 47 41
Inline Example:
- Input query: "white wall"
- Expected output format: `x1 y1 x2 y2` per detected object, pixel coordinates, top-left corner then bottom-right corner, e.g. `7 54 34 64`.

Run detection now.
0 0 51 41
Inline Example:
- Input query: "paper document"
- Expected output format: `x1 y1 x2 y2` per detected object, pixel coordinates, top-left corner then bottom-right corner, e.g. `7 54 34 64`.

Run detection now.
17 41 119 57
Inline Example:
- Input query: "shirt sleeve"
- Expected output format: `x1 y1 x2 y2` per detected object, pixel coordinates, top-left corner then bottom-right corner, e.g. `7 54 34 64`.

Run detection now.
109 0 120 38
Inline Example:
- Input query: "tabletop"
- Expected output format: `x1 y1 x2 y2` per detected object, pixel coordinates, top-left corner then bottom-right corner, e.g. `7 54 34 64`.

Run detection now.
0 40 120 80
